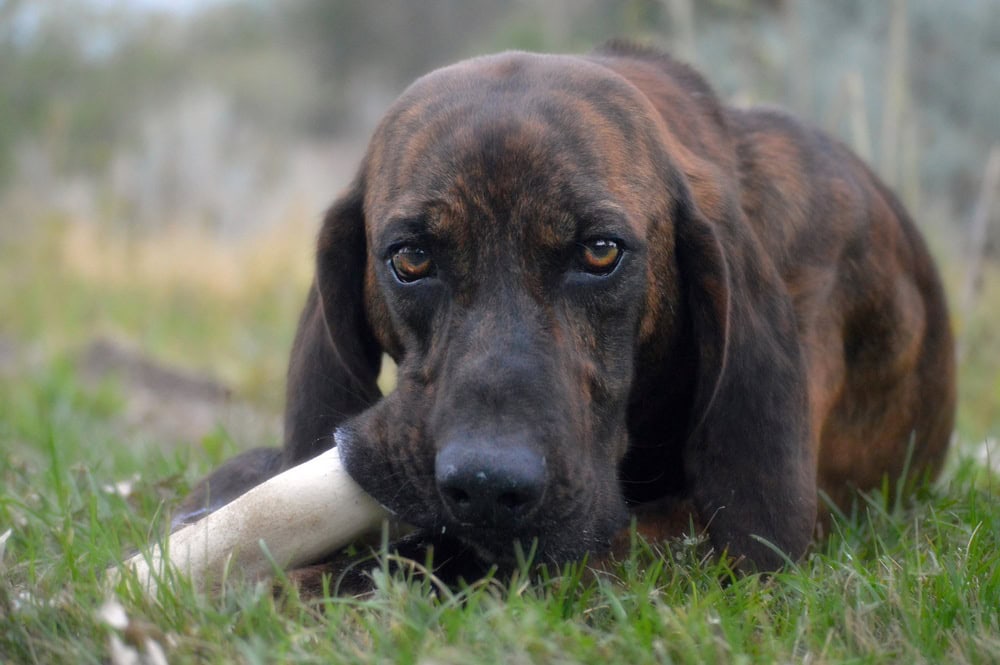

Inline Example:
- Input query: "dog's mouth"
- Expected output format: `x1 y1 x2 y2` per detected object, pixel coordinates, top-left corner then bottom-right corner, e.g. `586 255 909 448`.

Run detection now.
380 502 538 567
435 522 546 565
336 426 627 568
403 491 626 570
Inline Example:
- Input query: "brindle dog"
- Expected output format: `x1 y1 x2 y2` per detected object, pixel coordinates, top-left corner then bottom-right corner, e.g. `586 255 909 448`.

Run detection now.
178 42 956 577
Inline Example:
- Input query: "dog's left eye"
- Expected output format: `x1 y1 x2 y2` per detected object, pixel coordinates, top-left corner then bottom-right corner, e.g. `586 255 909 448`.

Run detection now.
578 239 623 275
390 246 435 283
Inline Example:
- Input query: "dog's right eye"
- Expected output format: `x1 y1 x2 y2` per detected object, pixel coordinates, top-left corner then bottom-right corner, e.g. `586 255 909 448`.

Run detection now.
390 246 435 283
577 238 623 275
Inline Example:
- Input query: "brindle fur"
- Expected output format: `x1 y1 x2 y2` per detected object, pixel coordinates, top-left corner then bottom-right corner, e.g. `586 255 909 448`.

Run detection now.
178 42 955 577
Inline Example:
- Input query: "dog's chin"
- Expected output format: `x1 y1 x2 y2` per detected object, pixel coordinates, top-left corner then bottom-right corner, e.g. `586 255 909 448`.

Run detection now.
399 525 601 574
367 507 611 570
447 528 545 567
336 427 627 570
403 508 622 571
384 486 629 572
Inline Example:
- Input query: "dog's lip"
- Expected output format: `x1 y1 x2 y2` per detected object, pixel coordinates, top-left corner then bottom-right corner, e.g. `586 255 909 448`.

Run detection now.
438 526 540 565
335 426 403 518
393 507 545 560
360 488 614 566
335 427 623 562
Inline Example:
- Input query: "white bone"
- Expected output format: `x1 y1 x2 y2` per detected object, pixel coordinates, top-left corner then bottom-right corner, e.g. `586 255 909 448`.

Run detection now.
115 448 388 593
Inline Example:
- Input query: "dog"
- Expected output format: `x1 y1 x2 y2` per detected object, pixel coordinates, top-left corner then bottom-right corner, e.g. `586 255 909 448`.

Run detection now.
177 42 956 575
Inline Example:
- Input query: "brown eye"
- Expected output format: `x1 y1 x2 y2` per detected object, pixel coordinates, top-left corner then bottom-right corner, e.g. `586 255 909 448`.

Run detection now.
390 246 434 282
579 239 622 274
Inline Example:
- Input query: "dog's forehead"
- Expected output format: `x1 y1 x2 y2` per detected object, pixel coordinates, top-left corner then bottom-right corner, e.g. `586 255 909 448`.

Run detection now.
363 52 663 240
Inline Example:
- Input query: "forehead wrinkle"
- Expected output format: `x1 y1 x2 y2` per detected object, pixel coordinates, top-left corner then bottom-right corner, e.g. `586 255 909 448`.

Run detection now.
425 115 554 212
383 73 657 196
381 113 468 206
435 122 629 257
372 98 435 197
562 95 631 195
373 75 660 260
519 90 659 234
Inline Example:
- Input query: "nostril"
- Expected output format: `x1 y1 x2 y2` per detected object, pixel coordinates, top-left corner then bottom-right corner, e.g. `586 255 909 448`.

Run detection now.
497 490 531 511
444 486 471 508
435 441 546 525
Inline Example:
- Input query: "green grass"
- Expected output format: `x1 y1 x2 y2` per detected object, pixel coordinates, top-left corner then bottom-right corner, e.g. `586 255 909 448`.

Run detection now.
0 359 998 663
1 223 999 663
0 217 310 410
956 264 1000 444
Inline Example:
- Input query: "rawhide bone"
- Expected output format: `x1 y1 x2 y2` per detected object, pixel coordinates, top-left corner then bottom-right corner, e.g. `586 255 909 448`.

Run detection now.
115 448 389 592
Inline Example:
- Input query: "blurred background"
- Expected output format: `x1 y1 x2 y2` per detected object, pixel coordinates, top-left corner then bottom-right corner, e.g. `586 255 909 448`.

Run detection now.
0 0 997 456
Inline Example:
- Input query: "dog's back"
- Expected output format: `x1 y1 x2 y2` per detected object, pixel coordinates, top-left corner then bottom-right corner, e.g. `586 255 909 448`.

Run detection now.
595 42 955 512
176 44 955 571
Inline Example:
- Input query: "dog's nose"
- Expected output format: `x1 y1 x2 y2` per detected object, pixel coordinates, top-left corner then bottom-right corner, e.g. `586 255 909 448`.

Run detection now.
435 442 546 527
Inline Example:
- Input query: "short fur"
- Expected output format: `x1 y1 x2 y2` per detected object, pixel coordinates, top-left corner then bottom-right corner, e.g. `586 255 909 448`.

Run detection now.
179 43 955 574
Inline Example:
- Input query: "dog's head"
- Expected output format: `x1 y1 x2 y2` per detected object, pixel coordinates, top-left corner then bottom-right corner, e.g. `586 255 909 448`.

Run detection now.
311 51 789 566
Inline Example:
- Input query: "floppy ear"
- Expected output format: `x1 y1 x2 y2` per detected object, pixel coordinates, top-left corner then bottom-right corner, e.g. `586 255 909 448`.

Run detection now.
674 191 817 570
283 175 382 464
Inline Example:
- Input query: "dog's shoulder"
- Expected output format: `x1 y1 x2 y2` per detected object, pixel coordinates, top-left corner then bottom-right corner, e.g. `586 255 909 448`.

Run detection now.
588 41 728 133
593 41 718 99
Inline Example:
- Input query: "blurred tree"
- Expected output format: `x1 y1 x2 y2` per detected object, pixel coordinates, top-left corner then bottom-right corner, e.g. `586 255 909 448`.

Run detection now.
0 0 997 234
0 0 187 183
279 0 514 133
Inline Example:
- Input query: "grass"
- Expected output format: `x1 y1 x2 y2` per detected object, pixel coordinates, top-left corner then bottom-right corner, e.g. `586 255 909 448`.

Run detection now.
1 221 999 663
0 216 312 409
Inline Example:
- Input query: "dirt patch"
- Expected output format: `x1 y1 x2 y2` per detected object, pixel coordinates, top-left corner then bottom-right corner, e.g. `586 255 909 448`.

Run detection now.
79 337 281 448
81 337 232 404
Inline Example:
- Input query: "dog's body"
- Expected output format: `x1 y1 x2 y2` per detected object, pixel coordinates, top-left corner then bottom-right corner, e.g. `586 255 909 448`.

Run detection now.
180 43 955 573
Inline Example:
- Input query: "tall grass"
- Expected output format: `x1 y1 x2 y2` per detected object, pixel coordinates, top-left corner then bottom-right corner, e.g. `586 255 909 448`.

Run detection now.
0 200 998 663
0 355 997 662
1 2 999 661
0 214 313 409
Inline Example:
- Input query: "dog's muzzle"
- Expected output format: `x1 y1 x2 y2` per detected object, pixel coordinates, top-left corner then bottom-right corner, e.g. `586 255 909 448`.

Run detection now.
435 437 547 530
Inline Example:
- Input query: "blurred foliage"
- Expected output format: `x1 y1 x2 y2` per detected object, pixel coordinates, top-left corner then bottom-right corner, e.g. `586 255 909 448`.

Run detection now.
1 0 998 218
0 211 311 410
0 5 997 660
0 0 183 181
0 0 997 438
